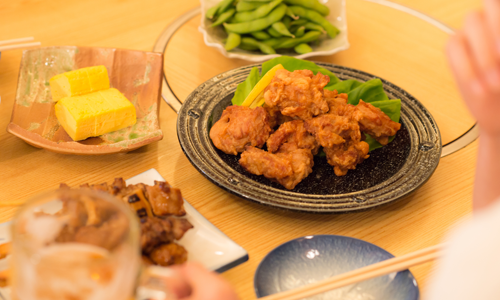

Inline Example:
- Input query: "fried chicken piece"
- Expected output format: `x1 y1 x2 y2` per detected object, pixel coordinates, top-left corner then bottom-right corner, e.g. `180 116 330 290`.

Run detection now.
356 100 401 145
146 181 186 217
264 103 294 129
264 69 330 120
239 145 314 190
304 114 361 148
209 105 272 155
266 120 320 154
140 217 176 254
324 140 370 176
142 255 154 266
324 89 348 111
149 243 188 266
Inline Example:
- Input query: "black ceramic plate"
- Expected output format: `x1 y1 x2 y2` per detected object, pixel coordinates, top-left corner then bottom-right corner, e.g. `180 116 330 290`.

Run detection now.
177 63 441 213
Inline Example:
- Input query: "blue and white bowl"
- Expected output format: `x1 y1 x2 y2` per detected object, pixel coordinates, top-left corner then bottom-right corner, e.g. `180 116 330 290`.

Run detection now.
254 235 419 300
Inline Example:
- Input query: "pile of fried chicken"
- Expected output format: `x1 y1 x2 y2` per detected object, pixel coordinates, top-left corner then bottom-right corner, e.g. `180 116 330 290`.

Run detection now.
210 69 402 190
57 179 193 267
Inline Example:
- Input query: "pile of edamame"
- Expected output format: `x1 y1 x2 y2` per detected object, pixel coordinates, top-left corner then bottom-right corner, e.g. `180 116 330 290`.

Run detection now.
206 0 340 55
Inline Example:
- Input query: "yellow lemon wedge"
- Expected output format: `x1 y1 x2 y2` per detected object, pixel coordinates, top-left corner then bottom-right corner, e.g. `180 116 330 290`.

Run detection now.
241 64 284 107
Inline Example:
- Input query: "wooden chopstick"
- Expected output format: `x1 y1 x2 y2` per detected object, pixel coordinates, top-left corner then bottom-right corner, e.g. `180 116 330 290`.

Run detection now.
0 37 34 46
261 243 445 300
0 41 41 52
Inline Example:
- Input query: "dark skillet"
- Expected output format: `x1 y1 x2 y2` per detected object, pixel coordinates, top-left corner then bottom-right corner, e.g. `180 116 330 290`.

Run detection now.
177 63 441 213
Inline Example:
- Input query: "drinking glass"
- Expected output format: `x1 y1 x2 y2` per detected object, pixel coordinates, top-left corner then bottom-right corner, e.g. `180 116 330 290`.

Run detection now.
10 188 175 300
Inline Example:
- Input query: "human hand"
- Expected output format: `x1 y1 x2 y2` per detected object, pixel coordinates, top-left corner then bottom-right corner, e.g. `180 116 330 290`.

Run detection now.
446 0 500 138
166 263 239 300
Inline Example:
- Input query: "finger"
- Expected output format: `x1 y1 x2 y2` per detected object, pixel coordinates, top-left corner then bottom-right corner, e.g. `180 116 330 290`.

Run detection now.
463 11 500 87
484 0 500 56
446 32 487 102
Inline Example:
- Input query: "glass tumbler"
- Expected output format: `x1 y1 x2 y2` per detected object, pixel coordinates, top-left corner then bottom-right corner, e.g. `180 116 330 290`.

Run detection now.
10 188 175 300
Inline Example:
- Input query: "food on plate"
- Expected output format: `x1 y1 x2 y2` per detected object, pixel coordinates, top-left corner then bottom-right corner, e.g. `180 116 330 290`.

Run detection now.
49 65 110 102
209 105 272 155
209 57 402 189
57 178 193 267
205 0 339 55
55 88 137 141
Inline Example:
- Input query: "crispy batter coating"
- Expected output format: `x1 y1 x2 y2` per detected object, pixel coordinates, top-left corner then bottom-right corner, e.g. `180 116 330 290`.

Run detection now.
356 100 401 145
324 89 348 112
324 140 370 176
239 145 314 190
304 114 361 148
266 120 319 154
264 69 330 120
264 103 294 129
210 105 272 155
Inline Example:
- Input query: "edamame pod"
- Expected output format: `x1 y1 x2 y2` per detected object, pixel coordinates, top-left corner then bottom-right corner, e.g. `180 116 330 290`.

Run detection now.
294 43 312 54
211 9 236 27
261 37 288 48
289 6 339 38
233 0 282 23
275 30 321 49
272 22 294 37
304 22 325 33
218 0 236 14
223 4 287 34
267 27 283 37
251 31 272 40
290 18 307 26
238 43 259 51
286 6 299 19
284 0 329 16
242 0 273 2
241 37 276 54
294 26 306 37
206 2 221 19
282 15 292 28
236 1 264 11
225 32 241 50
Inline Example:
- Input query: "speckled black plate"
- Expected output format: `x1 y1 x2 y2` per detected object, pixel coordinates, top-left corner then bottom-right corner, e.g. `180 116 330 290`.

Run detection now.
177 63 441 213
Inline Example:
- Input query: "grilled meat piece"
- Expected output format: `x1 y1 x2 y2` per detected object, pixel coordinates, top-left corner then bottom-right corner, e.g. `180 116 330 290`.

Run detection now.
149 243 188 266
146 181 186 217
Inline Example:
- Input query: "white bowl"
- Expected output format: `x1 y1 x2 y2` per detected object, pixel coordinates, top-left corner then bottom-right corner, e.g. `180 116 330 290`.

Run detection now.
199 0 349 62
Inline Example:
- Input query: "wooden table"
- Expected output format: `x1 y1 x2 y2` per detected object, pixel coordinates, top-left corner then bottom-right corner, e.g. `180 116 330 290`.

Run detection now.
0 0 481 298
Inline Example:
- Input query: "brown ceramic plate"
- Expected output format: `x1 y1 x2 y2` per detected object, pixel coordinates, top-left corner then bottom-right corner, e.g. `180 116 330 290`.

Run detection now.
177 64 442 213
7 46 163 155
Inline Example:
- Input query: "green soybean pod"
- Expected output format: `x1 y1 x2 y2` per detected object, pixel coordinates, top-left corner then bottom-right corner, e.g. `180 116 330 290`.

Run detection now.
284 0 329 16
275 30 320 49
267 27 283 37
223 4 287 34
286 6 299 19
241 37 276 54
261 37 288 48
304 22 325 33
282 15 292 28
294 43 313 54
211 9 236 27
294 26 306 37
225 32 242 50
238 43 259 51
206 2 221 19
242 0 273 2
233 0 282 23
272 22 294 37
290 18 308 26
236 1 264 11
218 0 236 14
289 6 339 38
251 31 272 40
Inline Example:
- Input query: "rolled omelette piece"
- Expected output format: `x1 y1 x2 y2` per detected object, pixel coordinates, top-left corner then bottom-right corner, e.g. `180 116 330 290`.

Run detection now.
55 88 136 141
50 65 110 102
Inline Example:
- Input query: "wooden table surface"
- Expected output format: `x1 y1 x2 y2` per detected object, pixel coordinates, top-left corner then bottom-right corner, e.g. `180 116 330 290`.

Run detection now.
0 0 481 298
